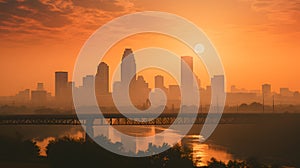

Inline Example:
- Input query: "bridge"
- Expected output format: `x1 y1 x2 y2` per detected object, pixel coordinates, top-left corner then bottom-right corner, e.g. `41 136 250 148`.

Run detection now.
0 113 298 126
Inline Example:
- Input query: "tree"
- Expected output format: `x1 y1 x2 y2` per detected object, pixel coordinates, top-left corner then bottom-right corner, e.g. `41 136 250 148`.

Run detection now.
0 136 40 162
207 158 227 168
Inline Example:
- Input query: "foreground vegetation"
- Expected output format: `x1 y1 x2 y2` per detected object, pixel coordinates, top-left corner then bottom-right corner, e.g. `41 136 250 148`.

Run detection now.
0 136 295 168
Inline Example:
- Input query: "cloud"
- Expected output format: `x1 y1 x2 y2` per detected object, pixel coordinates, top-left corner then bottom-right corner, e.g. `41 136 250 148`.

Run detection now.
0 0 71 28
0 0 137 44
72 0 124 11
251 0 300 24
225 0 300 35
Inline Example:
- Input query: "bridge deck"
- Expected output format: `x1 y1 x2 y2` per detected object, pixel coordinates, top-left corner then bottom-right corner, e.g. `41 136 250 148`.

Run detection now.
0 113 299 125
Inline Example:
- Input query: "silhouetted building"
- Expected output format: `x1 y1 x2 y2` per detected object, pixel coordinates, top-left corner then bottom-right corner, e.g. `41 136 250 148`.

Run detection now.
262 84 271 97
280 88 292 97
168 85 180 100
181 56 194 88
211 75 225 108
113 81 122 98
95 62 109 95
114 48 150 107
167 85 181 108
37 83 44 91
83 75 94 89
121 48 136 83
199 86 212 106
134 75 150 106
15 89 30 104
83 75 95 99
31 83 47 105
230 85 248 93
230 85 252 96
0 96 14 105
155 75 164 89
154 75 167 93
31 90 47 105
55 71 68 101
181 56 196 105
55 71 74 107
66 81 74 101
74 75 96 107
195 75 201 88
226 92 258 106
168 85 181 108
181 56 193 70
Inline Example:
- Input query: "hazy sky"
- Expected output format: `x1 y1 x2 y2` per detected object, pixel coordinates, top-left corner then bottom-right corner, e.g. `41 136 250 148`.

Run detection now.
0 0 299 96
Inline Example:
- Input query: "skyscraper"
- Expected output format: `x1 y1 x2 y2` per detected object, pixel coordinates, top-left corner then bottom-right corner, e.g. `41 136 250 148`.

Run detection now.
113 49 136 107
211 75 225 108
280 88 292 97
181 56 194 88
121 48 136 84
83 75 95 89
154 75 167 94
95 62 109 95
134 75 150 106
181 56 195 106
55 71 68 101
168 85 180 100
31 83 47 105
15 89 30 104
155 75 164 89
262 84 271 96
181 56 193 70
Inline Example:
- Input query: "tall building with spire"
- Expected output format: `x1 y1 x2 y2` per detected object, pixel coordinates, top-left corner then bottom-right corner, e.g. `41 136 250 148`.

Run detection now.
121 48 136 84
113 48 150 107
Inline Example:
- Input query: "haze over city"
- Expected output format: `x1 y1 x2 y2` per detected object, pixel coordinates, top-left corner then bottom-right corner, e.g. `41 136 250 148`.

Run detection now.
1 1 300 168
0 0 300 96
1 47 299 112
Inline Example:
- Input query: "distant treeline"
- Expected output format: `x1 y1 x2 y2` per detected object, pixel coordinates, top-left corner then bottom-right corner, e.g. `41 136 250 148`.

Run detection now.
1 103 300 114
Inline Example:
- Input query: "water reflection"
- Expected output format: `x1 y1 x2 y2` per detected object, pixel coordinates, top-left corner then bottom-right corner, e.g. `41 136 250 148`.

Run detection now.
34 137 55 156
182 135 232 167
34 125 232 166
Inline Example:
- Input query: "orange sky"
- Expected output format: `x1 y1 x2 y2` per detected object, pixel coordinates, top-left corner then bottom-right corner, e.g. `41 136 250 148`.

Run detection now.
0 0 299 96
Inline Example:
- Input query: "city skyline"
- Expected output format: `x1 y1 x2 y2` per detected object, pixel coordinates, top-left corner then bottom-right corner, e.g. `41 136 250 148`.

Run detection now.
1 59 299 97
0 54 298 97
1 48 300 108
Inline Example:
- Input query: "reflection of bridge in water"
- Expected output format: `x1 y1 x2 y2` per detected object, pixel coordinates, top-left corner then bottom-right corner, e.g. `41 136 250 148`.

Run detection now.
0 113 298 126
